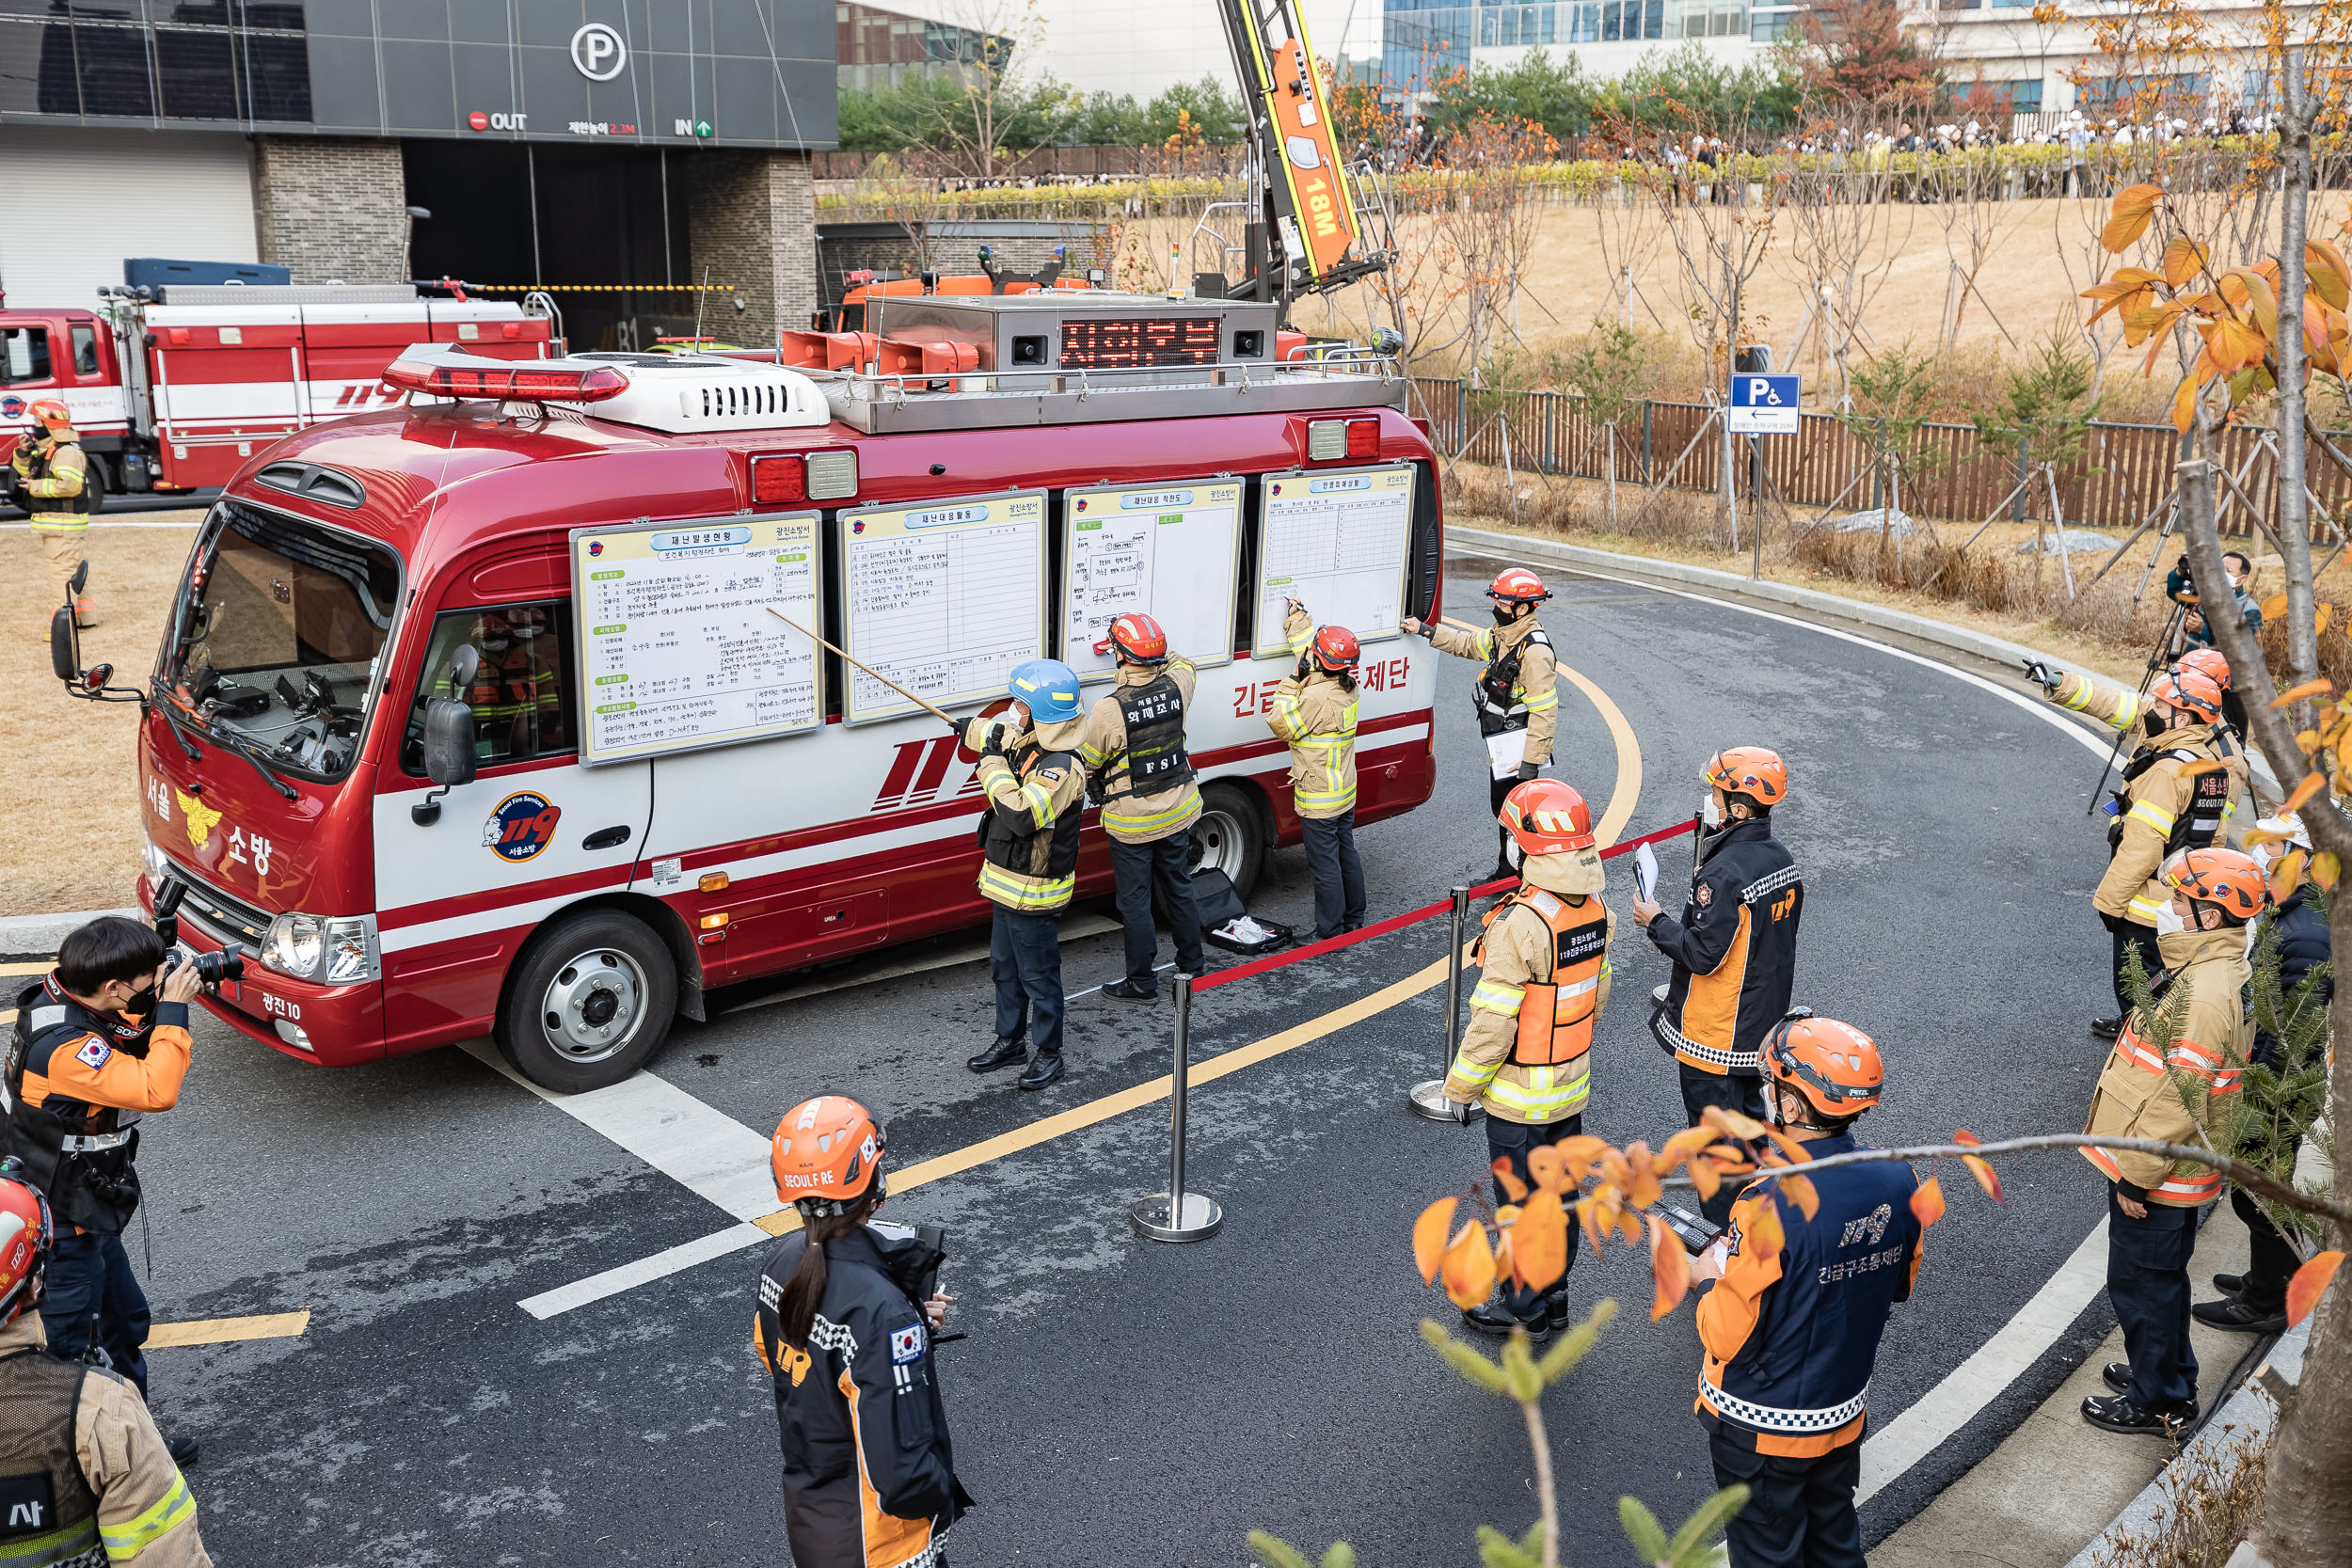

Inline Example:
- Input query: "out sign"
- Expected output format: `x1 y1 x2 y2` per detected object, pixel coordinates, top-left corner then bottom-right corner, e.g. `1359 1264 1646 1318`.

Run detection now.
1726 374 1801 436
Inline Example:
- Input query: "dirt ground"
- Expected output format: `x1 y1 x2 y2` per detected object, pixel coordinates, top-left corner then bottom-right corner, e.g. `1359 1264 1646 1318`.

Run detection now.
1 517 203 918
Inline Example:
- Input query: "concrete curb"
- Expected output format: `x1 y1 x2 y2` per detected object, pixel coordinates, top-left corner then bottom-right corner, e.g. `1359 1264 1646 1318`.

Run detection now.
0 909 139 959
1448 528 2285 798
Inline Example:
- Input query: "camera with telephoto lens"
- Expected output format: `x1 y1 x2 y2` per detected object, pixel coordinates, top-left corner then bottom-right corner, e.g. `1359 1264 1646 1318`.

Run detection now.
162 945 246 989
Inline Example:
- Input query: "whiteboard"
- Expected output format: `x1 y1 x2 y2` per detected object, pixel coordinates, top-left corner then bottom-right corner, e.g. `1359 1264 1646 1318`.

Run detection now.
1251 464 1415 658
1060 480 1242 680
840 490 1048 724
571 514 823 766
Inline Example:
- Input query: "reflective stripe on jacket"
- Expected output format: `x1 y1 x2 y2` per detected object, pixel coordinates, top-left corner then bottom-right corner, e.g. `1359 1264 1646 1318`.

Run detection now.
20 438 91 532
1445 850 1614 1124
973 716 1087 913
1079 658 1201 844
1645 821 1802 1076
1267 609 1358 819
2097 727 2235 925
1424 614 1559 763
2081 927 2251 1206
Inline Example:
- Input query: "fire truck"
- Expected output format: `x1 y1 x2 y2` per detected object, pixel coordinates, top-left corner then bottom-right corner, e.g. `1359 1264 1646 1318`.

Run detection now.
0 284 553 505
53 290 1442 1091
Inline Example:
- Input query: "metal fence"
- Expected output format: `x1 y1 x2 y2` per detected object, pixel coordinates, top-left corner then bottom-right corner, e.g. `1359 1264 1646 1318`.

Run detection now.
1408 379 2352 539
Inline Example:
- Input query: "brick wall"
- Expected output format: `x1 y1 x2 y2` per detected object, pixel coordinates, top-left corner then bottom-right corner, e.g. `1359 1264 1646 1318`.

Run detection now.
687 150 818 346
252 137 408 285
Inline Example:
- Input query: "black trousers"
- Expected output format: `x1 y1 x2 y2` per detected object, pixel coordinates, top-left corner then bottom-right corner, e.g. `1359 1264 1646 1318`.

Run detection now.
1489 771 1518 871
990 905 1064 1059
1485 1113 1584 1323
1108 830 1205 991
2108 1185 2200 1413
1680 1064 1767 1228
41 1230 151 1395
1300 810 1366 940
2232 1185 2298 1314
2110 917 2164 1019
1709 1429 1865 1568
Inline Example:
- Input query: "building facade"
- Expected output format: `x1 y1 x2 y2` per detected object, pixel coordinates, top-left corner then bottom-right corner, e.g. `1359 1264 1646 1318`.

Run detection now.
0 2 836 351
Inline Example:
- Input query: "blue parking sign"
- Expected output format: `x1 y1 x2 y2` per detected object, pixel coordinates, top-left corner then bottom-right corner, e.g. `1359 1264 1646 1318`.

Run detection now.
1727 373 1801 435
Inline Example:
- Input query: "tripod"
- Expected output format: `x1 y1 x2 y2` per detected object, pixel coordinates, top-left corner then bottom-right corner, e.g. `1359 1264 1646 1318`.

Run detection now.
2086 598 2189 814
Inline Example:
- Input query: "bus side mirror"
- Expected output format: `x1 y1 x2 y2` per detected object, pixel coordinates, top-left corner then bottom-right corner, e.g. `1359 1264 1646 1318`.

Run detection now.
411 699 478 825
51 607 80 683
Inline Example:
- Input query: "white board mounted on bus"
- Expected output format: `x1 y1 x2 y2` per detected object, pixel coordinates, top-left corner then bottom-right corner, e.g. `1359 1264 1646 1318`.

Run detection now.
1250 464 1415 659
838 489 1049 724
1059 479 1242 680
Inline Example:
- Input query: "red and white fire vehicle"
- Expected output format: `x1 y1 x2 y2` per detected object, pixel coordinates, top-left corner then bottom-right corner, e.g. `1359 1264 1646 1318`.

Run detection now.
1 284 552 500
56 291 1441 1091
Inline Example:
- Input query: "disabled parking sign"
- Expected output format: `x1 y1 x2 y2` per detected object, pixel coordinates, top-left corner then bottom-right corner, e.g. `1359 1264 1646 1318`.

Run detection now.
1726 373 1801 435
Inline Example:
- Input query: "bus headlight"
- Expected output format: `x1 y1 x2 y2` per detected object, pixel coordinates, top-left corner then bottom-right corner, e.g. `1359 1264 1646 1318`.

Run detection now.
262 912 378 985
141 837 170 891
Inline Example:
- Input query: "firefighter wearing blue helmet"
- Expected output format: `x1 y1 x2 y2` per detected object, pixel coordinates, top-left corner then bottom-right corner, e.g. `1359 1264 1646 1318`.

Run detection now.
961 659 1088 1089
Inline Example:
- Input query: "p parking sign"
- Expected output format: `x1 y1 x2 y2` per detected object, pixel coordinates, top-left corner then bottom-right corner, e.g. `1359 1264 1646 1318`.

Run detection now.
1727 373 1801 435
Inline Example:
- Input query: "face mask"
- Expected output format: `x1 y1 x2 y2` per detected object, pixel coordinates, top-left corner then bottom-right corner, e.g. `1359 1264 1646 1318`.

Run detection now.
2153 899 2188 938
2143 710 2167 737
1701 793 1723 830
1492 604 1516 626
1761 1085 1783 1127
121 983 158 1016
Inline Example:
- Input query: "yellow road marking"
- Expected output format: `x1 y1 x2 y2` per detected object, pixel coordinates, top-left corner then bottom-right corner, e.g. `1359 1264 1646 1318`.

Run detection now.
148 1309 310 1349
751 657 1643 1236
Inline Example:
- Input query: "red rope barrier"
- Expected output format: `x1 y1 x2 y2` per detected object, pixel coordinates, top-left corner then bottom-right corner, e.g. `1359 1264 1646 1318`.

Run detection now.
1187 816 1699 994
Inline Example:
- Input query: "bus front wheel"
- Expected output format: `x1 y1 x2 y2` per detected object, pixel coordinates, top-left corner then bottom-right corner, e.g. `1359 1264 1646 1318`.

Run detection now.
498 909 677 1092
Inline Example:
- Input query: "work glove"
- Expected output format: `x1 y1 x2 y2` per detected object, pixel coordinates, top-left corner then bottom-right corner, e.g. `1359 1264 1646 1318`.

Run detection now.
2021 657 2061 695
1516 762 1540 782
1453 1097 1473 1126
961 717 1008 755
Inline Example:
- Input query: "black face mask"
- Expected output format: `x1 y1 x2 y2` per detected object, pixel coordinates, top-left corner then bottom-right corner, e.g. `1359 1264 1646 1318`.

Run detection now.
2144 710 2167 737
121 985 158 1016
1492 604 1517 626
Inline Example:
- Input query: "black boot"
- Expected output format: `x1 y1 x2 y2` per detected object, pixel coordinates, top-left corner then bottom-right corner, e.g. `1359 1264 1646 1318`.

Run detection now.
167 1434 199 1467
2081 1392 2195 1435
2102 1361 2132 1394
2192 1296 2286 1334
2090 1016 2123 1040
1102 978 1156 1002
1016 1050 1064 1090
967 1036 1027 1073
1462 1299 1549 1338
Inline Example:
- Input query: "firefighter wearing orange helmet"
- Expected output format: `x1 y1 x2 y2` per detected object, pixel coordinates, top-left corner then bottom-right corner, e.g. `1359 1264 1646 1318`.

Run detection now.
1443 779 1614 1338
1079 612 1206 1000
2024 658 2241 1037
0 1163 213 1566
2078 847 2262 1437
1689 1016 1921 1568
754 1096 969 1568
1268 598 1364 938
1630 748 1804 1226
13 400 97 629
1403 566 1560 881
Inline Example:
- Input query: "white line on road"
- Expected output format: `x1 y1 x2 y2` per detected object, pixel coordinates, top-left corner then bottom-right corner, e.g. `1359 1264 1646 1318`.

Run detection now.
518 1221 772 1320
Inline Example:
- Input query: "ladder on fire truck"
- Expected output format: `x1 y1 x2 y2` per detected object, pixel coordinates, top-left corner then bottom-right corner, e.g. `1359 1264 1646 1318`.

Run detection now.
1204 0 1397 315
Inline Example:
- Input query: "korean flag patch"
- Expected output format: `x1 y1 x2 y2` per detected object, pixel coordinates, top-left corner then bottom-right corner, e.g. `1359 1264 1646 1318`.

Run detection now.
74 1039 112 1070
890 1323 926 1365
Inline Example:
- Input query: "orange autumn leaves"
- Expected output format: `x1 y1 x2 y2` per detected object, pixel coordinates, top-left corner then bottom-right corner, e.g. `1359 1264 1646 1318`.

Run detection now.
2242 675 2352 886
2086 182 2352 432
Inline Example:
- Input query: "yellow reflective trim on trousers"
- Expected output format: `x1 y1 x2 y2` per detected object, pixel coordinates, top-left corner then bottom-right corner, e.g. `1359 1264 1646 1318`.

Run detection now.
1470 977 1525 1013
2126 800 2175 834
1104 795 1199 835
102 1471 196 1560
977 864 1073 911
0 1513 99 1568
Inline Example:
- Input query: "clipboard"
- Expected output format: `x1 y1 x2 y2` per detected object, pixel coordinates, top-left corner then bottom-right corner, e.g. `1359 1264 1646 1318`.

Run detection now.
1634 842 1661 905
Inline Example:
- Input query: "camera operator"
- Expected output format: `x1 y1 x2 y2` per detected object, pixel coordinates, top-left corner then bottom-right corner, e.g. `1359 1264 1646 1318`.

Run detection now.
1 917 199 1465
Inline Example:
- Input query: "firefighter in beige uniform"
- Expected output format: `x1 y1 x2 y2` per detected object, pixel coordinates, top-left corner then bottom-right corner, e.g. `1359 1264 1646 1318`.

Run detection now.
1403 565 1561 880
1078 613 1206 1000
12 401 96 629
1443 779 1613 1338
1267 602 1364 940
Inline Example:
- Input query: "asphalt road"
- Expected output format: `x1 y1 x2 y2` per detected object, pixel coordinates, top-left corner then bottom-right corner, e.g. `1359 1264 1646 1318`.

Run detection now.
128 554 2135 1566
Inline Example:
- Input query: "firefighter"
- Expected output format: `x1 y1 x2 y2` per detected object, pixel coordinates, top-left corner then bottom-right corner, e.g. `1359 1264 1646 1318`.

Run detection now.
2025 649 2249 801
1267 599 1363 939
1629 749 1803 1227
0 918 199 1466
754 1096 968 1568
1442 779 1613 1337
1402 566 1561 881
13 401 96 628
2025 664 2238 1038
1079 613 1206 1001
2079 847 2264 1435
961 659 1089 1090
2196 816 2329 1336
0 1164 213 1567
466 613 539 760
1690 1016 1921 1568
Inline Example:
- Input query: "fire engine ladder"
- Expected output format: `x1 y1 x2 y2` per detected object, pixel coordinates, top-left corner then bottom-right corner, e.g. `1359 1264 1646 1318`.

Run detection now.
1211 0 1396 317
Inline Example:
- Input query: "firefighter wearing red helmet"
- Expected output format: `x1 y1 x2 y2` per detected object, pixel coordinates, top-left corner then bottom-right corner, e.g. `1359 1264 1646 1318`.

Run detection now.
2078 847 2263 1437
0 1161 213 1566
1268 598 1364 938
2024 658 2241 1037
1079 613 1205 1000
754 1097 969 1568
1689 1016 1921 1568
1630 748 1804 1227
1403 566 1560 881
1442 780 1614 1338
13 400 97 629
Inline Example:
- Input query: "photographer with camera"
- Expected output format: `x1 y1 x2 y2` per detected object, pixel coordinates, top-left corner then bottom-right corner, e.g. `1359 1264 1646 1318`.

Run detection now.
1 917 202 1465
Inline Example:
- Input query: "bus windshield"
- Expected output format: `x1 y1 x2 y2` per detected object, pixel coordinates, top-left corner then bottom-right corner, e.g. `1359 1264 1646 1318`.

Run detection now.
156 499 403 782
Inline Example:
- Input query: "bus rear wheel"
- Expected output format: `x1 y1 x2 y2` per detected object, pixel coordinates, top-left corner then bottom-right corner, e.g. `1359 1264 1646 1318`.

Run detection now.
497 909 677 1092
1188 783 1265 900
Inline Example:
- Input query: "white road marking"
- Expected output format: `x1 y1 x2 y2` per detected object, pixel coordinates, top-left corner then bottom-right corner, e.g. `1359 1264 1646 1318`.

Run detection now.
518 1222 771 1320
1856 1221 2108 1502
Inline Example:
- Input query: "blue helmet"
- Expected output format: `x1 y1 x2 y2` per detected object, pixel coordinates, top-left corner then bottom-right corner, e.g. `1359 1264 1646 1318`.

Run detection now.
1008 658 1082 723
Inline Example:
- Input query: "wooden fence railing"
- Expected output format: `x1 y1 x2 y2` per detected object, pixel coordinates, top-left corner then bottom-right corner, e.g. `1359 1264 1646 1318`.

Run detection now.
1408 380 2352 541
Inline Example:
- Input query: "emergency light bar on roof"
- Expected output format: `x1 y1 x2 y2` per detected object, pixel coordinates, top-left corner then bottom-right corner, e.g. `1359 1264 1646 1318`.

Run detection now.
380 346 827 434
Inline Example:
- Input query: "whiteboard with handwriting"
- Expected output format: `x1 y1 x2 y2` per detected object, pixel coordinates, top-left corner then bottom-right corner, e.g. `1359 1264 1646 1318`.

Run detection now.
1251 465 1414 658
1060 480 1242 680
840 491 1048 723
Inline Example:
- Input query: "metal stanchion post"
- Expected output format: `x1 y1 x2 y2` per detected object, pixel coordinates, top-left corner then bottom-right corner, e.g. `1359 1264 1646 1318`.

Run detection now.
1131 973 1222 1242
1410 886 1479 1122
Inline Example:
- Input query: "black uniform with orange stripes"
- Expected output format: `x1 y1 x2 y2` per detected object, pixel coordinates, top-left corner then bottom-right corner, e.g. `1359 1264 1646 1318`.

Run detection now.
1695 1135 1923 1568
755 1221 971 1568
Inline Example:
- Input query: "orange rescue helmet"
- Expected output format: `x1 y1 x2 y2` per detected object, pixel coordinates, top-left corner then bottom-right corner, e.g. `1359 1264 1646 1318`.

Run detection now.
2151 668 2224 723
1310 624 1360 672
1486 566 1552 606
1095 611 1169 665
27 399 72 436
771 1095 887 1215
2164 847 2269 924
0 1168 53 1327
2173 647 2231 691
1702 747 1788 810
1762 1014 1883 1120
1499 778 1596 855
